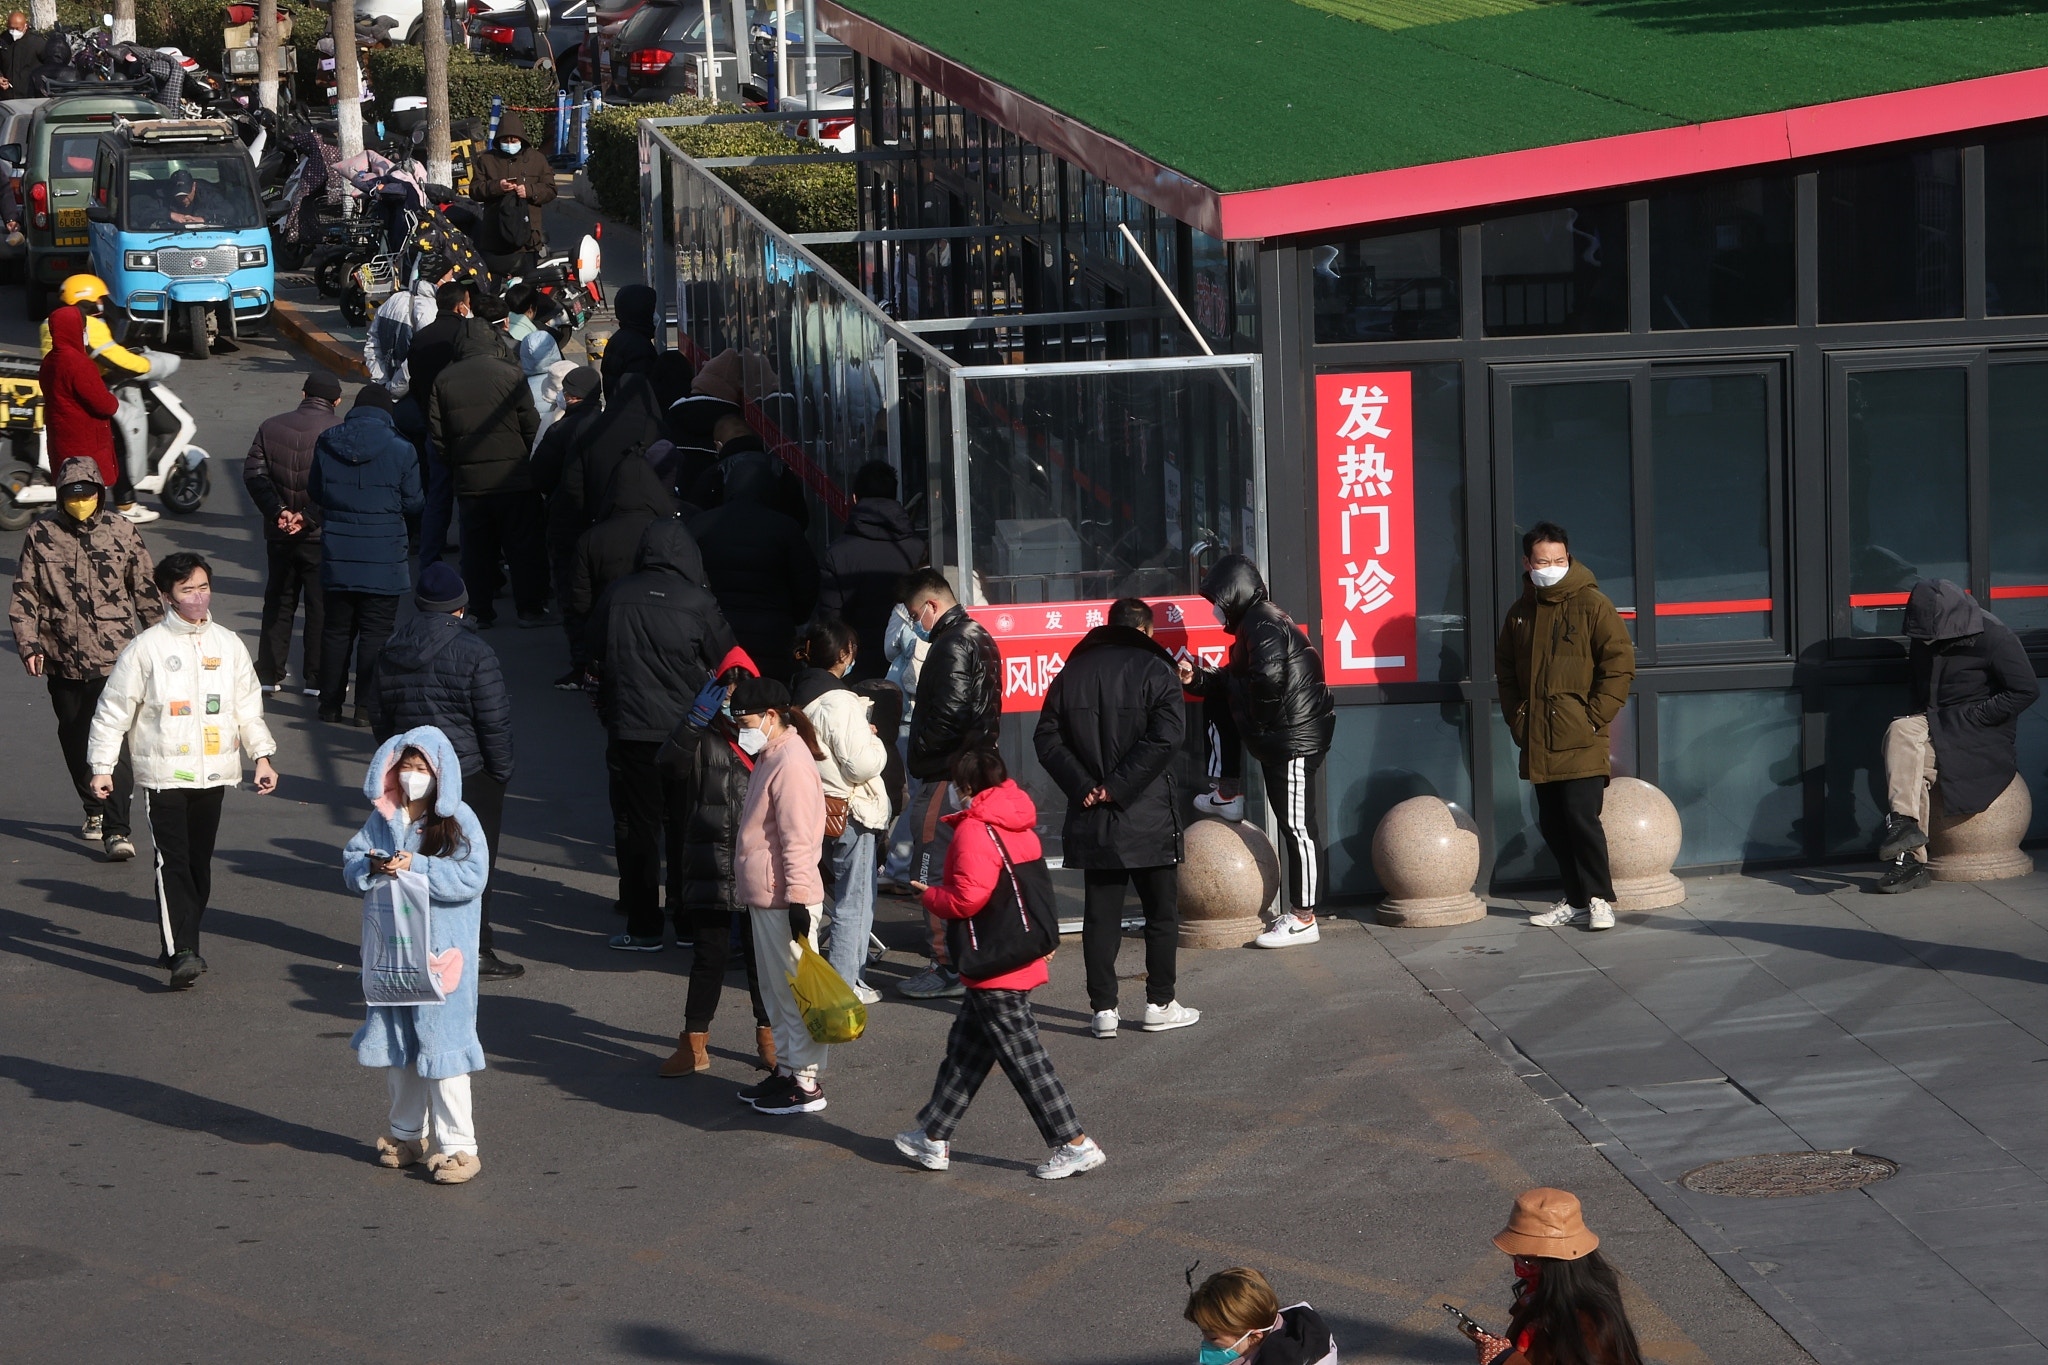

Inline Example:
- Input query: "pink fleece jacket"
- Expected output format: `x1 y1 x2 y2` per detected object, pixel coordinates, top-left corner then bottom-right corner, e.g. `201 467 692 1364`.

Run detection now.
734 725 827 907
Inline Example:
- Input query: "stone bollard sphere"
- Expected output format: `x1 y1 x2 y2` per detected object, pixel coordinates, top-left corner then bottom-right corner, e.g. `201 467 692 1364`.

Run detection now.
1371 795 1486 927
1177 818 1282 949
1928 774 2034 882
1600 776 1686 911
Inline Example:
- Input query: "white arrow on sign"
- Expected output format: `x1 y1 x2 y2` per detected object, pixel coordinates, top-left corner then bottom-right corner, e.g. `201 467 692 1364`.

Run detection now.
1335 621 1405 672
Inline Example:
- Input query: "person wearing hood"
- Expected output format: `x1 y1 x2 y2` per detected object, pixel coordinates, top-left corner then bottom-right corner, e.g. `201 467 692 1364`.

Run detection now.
244 371 344 694
1874 578 2041 893
793 616 891 1003
1036 597 1197 1038
342 727 493 1185
471 110 556 275
9 455 162 861
896 747 1106 1180
820 460 927 682
408 279 474 567
600 284 660 403
1494 523 1635 932
529 364 605 684
87 552 279 988
309 385 426 725
38 305 127 509
571 456 679 665
688 450 819 685
577 372 669 520
591 519 738 951
694 417 810 531
1184 1266 1338 1365
364 562 524 981
429 317 546 629
1182 554 1336 949
363 253 454 398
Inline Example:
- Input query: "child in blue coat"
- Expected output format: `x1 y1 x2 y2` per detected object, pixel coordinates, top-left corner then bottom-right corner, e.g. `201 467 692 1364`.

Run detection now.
343 725 492 1184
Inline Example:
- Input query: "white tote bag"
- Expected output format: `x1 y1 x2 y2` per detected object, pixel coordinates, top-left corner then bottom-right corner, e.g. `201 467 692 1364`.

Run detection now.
360 867 445 1006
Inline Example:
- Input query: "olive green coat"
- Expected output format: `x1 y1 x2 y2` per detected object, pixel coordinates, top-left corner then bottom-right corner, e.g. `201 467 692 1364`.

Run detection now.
1495 561 1636 784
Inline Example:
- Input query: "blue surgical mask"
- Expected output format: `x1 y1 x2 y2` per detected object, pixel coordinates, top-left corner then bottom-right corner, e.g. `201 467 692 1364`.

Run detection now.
499 139 523 155
911 615 932 641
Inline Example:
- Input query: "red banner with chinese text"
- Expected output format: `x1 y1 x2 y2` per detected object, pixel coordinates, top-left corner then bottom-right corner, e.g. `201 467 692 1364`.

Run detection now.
1314 371 1417 684
967 596 1232 713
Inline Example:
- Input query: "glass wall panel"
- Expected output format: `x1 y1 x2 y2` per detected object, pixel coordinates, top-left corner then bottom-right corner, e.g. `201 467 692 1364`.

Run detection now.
1482 203 1628 336
1986 130 2048 317
1652 373 1774 645
1844 368 1968 636
1414 364 1468 681
1326 703 1473 896
1658 691 1804 866
1818 147 1964 323
1989 361 2048 646
1489 699 1635 888
1821 683 1910 855
1313 226 1460 343
2015 695 2048 844
1648 175 1795 330
1510 380 1634 614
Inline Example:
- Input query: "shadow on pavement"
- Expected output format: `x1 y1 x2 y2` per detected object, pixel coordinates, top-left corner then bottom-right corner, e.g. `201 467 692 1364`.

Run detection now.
1709 914 2048 987
0 905 162 991
0 1054 360 1160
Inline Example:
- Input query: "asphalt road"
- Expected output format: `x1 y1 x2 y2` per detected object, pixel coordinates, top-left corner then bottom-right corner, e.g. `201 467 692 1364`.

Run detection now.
0 311 1815 1363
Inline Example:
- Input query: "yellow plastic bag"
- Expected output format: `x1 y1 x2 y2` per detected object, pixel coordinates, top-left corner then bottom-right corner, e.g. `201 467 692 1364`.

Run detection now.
789 940 866 1044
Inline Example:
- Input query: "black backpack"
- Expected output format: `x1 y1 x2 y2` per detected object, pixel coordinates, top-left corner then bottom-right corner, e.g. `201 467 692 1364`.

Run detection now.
946 824 1058 981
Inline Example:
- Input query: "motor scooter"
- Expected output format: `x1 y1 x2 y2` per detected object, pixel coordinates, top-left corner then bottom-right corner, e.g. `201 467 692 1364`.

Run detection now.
0 348 210 530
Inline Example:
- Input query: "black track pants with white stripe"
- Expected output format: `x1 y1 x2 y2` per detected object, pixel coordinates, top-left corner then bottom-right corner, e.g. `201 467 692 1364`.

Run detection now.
147 786 225 961
1260 753 1326 912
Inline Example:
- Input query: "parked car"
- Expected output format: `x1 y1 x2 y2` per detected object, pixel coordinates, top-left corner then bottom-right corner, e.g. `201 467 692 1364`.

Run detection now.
577 0 652 87
609 0 769 103
468 0 590 83
0 99 45 284
17 87 166 319
350 0 527 42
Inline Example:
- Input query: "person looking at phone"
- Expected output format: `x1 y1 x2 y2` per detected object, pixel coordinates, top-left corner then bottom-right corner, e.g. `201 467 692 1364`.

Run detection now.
471 111 556 277
1467 1188 1643 1365
1183 1265 1336 1364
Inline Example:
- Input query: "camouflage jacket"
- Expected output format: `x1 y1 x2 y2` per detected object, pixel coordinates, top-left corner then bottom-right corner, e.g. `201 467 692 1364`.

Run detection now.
9 506 163 680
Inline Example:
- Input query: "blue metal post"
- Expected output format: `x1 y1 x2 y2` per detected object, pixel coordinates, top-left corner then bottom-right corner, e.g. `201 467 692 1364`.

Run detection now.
487 95 504 146
553 90 570 160
577 90 600 167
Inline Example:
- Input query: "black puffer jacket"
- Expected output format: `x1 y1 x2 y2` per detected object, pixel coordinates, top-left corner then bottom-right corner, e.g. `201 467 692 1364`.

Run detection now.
1194 555 1335 763
590 519 736 741
687 457 819 684
578 373 667 513
428 319 539 496
1034 624 1187 870
571 457 678 646
600 286 659 403
530 397 604 551
906 602 1001 780
820 497 927 682
242 396 341 542
657 712 753 913
1905 578 2042 816
365 611 515 781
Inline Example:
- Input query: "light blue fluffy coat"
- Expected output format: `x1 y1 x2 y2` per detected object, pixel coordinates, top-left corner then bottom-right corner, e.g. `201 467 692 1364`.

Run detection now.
343 726 491 1079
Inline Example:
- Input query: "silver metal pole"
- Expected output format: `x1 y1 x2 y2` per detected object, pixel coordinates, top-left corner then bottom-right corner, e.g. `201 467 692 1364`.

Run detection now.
882 337 901 472
727 0 751 92
701 0 718 101
1117 221 1211 356
950 377 973 604
775 4 788 107
803 0 818 133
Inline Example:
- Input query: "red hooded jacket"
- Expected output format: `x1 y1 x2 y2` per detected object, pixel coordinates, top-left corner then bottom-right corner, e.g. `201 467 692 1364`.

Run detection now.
920 779 1049 991
40 306 121 488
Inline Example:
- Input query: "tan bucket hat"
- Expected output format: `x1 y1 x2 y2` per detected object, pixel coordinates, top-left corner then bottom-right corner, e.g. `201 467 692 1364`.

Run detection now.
1492 1187 1600 1260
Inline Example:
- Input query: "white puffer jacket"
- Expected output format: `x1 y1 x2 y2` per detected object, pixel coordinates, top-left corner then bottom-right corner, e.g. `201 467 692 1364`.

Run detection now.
88 611 277 789
804 686 891 833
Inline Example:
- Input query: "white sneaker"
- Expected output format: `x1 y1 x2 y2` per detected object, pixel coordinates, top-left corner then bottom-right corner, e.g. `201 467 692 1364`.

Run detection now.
1032 1136 1106 1180
1528 900 1590 928
1193 789 1245 821
1141 1000 1200 1032
1091 1009 1119 1038
302 687 321 698
893 1127 950 1171
1588 898 1616 931
115 503 160 524
1254 913 1320 948
852 981 881 1005
261 682 282 694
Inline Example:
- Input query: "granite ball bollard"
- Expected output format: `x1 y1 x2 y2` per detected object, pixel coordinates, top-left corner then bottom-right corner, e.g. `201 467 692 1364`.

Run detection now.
1371 796 1485 927
1928 774 2034 882
1177 818 1281 948
1599 776 1686 911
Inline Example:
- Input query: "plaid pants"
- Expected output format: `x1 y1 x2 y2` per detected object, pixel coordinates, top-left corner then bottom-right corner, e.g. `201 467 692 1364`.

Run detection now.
917 988 1082 1147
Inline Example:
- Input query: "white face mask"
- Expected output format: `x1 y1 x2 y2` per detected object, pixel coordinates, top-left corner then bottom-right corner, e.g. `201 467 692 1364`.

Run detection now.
499 140 522 155
398 770 433 802
1529 563 1569 589
1210 601 1229 628
735 726 768 756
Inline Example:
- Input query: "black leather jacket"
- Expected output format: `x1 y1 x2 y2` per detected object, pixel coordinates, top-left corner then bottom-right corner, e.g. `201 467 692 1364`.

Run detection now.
906 602 1001 780
1193 556 1335 763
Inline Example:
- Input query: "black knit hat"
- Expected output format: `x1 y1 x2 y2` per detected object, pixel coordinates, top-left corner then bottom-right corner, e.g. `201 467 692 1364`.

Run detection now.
304 370 343 401
416 561 469 613
728 676 790 717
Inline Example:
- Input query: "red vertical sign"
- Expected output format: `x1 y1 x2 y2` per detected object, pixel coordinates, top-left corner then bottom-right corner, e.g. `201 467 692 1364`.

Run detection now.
1315 371 1417 684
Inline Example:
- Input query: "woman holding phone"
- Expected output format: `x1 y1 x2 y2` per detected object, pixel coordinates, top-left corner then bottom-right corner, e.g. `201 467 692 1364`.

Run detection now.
1465 1188 1643 1365
342 726 492 1184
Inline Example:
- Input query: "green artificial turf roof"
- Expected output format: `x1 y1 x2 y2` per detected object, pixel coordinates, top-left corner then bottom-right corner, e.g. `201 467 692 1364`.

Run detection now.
835 0 2048 193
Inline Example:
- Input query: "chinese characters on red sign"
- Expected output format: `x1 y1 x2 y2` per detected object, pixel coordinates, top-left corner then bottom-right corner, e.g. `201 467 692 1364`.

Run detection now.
967 596 1232 713
1314 371 1417 684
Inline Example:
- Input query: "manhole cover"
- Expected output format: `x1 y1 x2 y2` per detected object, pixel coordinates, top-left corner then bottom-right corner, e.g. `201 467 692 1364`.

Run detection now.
1680 1151 1898 1197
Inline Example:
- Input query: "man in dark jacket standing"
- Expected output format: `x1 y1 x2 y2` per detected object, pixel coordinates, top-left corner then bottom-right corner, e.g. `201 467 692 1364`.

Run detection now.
898 567 1001 998
471 110 556 276
1036 597 1197 1038
1185 555 1337 949
687 455 818 684
243 371 342 692
308 386 425 725
407 279 472 567
429 318 544 628
366 561 524 978
590 520 737 951
530 364 604 683
820 460 926 682
1494 522 1635 931
600 285 660 403
1874 578 2042 893
571 457 677 660
0 13 47 97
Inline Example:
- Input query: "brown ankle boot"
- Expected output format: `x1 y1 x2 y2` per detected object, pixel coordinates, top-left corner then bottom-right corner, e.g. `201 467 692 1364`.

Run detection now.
755 1025 777 1072
658 1031 710 1078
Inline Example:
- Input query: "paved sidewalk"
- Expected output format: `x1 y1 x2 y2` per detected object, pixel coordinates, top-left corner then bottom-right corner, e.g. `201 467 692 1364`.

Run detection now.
1380 869 2048 1365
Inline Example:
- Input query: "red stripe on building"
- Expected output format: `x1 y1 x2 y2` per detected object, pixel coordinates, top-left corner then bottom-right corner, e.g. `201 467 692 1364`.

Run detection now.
1849 592 1912 607
1990 584 2048 600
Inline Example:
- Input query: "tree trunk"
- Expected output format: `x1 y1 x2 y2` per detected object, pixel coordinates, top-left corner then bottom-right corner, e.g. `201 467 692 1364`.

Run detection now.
256 0 280 115
110 0 135 45
332 0 363 162
29 0 55 33
421 0 451 187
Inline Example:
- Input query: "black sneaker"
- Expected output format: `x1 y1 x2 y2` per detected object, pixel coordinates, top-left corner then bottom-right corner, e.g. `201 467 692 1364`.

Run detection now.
1877 812 1928 862
752 1074 826 1115
167 951 203 989
736 1073 786 1105
1875 858 1932 894
477 951 525 980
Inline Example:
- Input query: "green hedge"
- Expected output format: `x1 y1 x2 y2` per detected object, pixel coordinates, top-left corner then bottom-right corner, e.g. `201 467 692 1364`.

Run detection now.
365 46 562 139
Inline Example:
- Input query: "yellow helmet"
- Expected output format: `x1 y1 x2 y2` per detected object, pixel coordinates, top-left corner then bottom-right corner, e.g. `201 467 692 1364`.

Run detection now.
58 274 110 307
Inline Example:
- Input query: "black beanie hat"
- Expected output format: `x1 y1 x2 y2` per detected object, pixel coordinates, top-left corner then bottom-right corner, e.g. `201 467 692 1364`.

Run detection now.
416 561 469 613
304 370 343 401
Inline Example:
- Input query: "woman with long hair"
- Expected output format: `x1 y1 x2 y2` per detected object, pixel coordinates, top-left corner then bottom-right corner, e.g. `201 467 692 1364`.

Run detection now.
793 615 891 1004
342 726 492 1185
1471 1188 1643 1365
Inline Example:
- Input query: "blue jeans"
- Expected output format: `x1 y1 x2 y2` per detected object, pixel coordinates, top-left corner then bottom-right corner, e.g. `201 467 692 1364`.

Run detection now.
824 822 879 988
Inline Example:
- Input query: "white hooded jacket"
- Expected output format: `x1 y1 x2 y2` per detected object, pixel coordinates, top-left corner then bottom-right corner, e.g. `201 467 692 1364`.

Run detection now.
804 686 891 832
363 278 439 396
87 609 277 789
